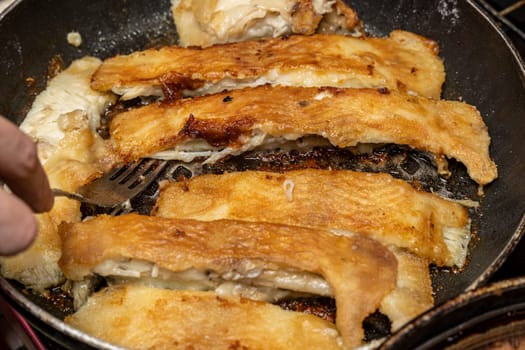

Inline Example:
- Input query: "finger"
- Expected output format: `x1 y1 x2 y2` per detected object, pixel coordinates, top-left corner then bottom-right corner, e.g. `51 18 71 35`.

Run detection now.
0 116 54 213
0 189 38 256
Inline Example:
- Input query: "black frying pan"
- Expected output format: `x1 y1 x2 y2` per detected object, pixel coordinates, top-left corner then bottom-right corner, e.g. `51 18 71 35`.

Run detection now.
380 277 525 349
0 0 524 349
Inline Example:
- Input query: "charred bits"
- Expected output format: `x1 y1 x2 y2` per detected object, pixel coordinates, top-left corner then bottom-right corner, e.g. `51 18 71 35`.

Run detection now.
47 54 64 80
159 73 204 102
367 64 375 75
298 100 310 107
178 114 255 148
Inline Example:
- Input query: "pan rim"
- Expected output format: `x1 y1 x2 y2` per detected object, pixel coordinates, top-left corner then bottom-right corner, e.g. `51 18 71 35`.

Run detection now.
0 0 21 20
0 276 126 350
379 276 525 349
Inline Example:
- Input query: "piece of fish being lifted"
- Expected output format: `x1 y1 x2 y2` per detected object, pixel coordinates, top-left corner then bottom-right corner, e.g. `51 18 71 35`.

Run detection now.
58 213 397 349
90 30 445 100
109 85 497 185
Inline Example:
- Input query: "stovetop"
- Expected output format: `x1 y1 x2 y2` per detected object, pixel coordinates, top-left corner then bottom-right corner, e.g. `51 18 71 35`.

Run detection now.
0 1 524 349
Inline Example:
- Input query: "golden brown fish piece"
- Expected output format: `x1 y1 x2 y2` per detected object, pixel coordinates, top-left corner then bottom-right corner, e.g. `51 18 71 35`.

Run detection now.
91 30 444 100
380 248 433 331
110 85 497 185
0 213 63 291
154 169 469 267
172 0 363 48
59 213 397 349
66 285 345 350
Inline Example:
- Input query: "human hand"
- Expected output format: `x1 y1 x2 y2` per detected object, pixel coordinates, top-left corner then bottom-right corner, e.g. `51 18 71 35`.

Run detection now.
0 116 53 255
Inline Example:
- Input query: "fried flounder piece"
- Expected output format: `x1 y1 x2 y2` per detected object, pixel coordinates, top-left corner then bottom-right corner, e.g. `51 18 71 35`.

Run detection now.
0 213 63 291
381 248 434 331
66 285 345 350
155 169 469 267
59 214 397 349
172 0 362 48
91 30 445 100
110 86 497 185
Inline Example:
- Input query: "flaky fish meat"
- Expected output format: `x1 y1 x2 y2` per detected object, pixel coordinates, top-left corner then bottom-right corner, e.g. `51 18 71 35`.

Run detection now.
110 85 497 185
91 30 445 100
66 285 345 350
172 0 362 47
59 213 397 349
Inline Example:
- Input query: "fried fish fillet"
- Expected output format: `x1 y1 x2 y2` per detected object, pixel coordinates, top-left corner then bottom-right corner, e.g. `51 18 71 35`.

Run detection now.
154 169 469 267
0 213 64 291
66 285 345 350
59 213 397 348
172 0 362 48
91 30 445 100
110 85 497 185
380 248 433 331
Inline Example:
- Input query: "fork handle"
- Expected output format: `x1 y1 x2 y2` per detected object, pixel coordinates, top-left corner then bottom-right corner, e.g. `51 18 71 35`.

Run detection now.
52 188 88 202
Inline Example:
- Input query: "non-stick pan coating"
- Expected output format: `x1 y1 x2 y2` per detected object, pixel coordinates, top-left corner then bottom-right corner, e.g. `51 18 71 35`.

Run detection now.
0 0 524 348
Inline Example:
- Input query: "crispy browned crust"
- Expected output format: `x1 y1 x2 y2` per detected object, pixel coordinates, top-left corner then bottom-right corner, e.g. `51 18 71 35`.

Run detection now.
110 85 497 185
289 0 324 34
290 0 362 35
154 169 469 266
332 0 362 30
66 285 345 350
59 214 397 348
91 30 445 99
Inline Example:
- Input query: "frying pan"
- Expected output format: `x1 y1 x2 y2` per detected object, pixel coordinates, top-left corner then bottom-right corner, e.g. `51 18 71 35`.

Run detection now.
0 0 524 349
380 277 525 349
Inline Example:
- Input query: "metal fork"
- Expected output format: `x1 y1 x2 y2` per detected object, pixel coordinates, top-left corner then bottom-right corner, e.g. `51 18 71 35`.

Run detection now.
52 159 168 208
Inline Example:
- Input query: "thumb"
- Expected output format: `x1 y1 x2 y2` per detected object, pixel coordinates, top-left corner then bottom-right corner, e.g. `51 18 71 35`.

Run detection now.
0 188 38 256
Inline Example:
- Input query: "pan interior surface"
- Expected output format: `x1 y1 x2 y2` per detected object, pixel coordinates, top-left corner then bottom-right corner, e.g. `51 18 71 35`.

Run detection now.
0 0 523 348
